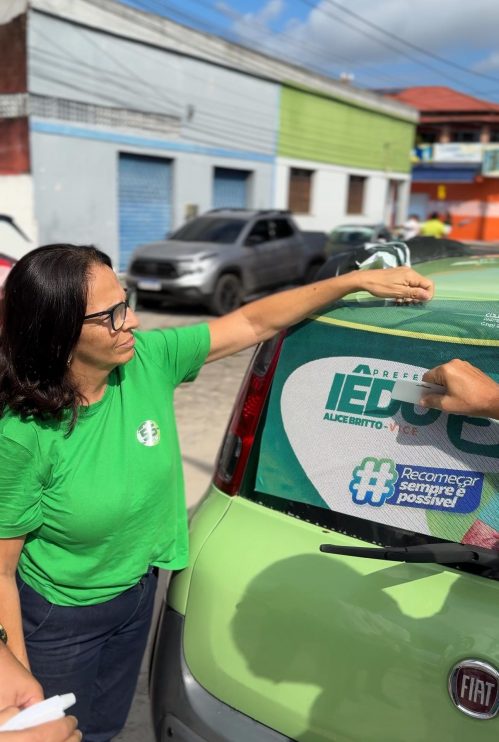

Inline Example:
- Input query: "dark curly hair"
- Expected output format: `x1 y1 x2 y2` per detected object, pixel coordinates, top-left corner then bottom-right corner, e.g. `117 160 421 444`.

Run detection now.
0 244 113 430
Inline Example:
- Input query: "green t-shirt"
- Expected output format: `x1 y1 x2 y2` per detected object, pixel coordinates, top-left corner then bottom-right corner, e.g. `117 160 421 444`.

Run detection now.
0 323 211 606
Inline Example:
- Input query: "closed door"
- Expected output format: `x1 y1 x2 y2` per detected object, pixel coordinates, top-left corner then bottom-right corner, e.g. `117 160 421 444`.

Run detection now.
213 167 249 209
118 153 172 272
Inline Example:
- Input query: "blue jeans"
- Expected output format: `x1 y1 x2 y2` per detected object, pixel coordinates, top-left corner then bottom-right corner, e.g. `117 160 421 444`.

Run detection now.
17 568 158 742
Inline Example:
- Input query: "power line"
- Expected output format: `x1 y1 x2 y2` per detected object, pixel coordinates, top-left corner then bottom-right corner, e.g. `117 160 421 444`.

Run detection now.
296 0 493 97
35 1 478 158
31 40 280 152
31 42 279 145
32 29 421 138
185 0 420 86
321 0 499 86
125 0 433 90
129 0 499 99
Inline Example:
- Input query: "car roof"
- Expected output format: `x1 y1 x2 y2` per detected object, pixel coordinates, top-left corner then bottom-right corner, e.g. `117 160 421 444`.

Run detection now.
203 209 291 220
412 254 499 300
331 224 382 230
313 253 499 320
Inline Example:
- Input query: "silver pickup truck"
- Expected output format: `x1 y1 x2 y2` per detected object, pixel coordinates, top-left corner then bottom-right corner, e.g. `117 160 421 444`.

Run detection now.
126 209 327 315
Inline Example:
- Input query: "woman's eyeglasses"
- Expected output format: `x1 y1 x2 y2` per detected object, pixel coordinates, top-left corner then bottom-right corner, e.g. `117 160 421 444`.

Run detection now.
83 297 130 332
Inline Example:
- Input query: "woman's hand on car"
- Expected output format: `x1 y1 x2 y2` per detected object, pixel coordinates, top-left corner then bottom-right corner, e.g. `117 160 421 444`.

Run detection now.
357 266 434 304
208 265 434 362
422 359 499 418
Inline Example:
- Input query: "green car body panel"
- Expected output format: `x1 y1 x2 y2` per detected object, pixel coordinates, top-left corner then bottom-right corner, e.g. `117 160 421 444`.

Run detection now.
172 491 499 741
415 256 499 299
167 255 499 741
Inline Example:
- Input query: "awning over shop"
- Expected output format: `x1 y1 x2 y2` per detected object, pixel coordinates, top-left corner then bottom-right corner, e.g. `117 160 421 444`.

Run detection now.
412 162 481 183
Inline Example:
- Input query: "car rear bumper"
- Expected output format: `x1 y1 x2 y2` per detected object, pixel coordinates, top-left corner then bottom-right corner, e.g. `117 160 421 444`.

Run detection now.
150 605 294 742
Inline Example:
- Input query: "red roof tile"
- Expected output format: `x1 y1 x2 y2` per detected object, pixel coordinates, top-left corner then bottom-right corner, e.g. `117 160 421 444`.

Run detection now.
385 86 499 113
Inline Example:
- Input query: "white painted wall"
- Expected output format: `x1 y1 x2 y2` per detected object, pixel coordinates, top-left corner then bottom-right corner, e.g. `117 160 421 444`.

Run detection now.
364 175 388 220
276 156 411 231
31 0 417 125
24 5 414 263
396 180 411 224
27 11 278 265
31 127 274 267
29 12 279 157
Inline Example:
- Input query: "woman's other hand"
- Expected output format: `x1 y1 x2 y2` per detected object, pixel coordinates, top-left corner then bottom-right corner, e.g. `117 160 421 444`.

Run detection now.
422 359 499 418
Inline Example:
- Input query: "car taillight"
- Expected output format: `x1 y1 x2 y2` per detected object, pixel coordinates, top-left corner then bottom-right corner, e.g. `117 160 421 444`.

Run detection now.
213 331 285 495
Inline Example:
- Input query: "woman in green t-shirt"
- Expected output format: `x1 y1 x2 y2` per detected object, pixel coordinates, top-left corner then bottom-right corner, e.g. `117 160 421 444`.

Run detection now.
0 244 433 740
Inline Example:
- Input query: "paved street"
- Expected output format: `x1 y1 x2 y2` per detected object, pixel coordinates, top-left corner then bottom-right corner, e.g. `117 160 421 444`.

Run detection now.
116 305 254 742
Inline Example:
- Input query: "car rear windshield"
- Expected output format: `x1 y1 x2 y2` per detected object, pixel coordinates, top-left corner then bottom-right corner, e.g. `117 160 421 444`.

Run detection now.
170 217 245 243
241 293 499 578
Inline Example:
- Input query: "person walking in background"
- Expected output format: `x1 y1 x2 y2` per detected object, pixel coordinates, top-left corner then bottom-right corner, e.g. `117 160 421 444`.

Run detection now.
419 211 448 239
0 244 434 741
401 214 421 241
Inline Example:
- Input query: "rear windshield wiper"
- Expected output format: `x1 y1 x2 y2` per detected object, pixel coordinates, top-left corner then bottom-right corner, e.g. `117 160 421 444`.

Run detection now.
320 541 499 568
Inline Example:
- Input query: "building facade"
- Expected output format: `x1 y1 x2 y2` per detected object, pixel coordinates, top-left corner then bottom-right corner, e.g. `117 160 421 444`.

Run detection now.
0 0 417 269
386 86 499 242
276 85 414 232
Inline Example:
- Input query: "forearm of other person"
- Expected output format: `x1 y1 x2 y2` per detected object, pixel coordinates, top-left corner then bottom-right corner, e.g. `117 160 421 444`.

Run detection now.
0 537 29 668
0 642 43 710
207 266 434 362
422 360 499 418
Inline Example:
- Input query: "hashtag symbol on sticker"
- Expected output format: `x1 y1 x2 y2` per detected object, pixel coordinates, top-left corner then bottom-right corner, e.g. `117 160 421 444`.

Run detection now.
349 457 398 507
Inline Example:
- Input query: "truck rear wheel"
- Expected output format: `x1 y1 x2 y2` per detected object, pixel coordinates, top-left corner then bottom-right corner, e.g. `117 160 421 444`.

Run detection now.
208 274 243 315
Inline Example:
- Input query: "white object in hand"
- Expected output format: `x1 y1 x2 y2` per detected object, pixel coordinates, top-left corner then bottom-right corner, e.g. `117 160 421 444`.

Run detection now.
392 379 445 406
0 694 76 731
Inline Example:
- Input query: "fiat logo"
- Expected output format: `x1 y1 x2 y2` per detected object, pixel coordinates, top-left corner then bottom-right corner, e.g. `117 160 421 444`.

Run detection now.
449 660 499 719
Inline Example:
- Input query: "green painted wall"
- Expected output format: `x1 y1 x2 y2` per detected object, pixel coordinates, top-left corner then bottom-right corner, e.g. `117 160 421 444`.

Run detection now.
279 86 415 173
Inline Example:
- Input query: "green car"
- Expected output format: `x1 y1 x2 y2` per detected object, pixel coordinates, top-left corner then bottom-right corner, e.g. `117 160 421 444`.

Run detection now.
150 255 499 741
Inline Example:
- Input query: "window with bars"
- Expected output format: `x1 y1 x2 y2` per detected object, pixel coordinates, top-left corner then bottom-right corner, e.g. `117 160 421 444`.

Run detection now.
288 167 314 214
346 175 366 215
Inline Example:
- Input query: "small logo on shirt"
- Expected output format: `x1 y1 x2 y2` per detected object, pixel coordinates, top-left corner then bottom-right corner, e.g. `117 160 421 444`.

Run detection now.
137 420 161 447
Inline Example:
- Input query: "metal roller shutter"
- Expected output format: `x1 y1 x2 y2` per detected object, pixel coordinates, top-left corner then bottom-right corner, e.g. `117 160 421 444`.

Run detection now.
118 153 172 271
213 167 250 209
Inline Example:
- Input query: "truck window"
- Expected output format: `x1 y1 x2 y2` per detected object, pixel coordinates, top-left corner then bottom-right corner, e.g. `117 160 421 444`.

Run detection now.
273 219 294 239
245 219 271 245
171 217 245 243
